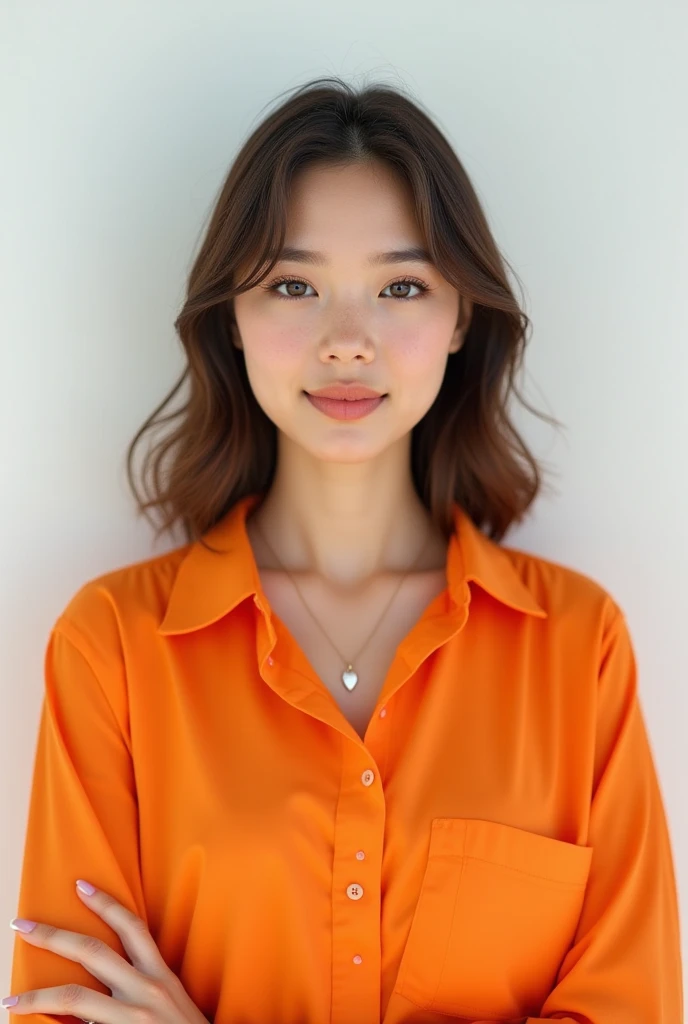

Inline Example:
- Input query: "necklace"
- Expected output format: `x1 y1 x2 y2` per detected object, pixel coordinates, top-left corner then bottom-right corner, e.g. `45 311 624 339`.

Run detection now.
251 513 434 692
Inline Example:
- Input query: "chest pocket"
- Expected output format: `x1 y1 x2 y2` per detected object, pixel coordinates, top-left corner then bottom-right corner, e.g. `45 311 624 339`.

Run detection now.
392 817 593 1021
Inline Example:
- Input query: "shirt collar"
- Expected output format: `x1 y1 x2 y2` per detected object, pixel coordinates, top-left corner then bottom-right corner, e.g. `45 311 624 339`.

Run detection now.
157 492 547 636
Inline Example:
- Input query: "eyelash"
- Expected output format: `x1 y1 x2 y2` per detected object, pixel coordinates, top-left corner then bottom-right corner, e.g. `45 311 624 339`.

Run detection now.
263 274 431 302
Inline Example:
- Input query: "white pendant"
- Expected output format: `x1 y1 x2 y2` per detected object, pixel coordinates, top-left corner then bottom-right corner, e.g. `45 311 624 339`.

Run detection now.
342 666 358 691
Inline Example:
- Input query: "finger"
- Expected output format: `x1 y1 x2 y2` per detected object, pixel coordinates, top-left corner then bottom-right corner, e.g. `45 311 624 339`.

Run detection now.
5 984 128 1024
11 918 146 1000
75 884 169 981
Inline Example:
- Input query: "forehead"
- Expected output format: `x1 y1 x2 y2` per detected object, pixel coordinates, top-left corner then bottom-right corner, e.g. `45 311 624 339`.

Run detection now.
280 161 424 252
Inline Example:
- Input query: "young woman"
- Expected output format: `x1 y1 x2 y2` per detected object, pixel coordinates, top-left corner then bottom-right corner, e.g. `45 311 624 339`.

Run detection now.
8 77 682 1024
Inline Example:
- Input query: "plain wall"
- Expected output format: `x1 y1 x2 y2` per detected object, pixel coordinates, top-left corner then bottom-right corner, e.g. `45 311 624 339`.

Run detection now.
2 0 686 1001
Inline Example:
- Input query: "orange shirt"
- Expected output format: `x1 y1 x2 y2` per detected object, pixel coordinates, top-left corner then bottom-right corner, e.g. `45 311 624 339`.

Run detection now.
9 492 683 1024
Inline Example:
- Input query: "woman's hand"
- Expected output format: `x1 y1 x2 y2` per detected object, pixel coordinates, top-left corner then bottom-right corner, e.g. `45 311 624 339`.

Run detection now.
3 880 209 1024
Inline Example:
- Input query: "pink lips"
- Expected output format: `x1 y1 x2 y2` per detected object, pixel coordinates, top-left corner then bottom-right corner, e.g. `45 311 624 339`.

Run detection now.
304 392 386 420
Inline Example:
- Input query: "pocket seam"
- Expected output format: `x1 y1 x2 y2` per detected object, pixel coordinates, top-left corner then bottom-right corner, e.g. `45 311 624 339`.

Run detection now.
395 821 460 998
460 853 589 888
431 833 468 1008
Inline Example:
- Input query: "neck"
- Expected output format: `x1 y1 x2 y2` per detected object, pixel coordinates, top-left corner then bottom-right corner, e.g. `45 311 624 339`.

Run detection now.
246 476 447 595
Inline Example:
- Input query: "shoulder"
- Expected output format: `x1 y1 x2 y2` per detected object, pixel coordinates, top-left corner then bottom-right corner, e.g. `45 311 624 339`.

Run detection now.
497 539 625 636
52 542 194 657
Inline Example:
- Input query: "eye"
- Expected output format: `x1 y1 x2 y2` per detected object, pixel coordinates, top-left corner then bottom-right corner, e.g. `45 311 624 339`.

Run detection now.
262 275 431 302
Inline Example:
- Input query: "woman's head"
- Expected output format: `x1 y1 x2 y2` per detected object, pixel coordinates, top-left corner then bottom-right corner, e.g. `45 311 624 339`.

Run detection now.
126 75 563 550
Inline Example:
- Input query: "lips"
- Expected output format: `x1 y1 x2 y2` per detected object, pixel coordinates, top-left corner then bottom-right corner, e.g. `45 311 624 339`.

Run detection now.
305 385 385 401
305 392 386 420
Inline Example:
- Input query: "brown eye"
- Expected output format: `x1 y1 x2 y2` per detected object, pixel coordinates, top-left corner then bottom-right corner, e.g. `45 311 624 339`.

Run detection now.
272 278 312 299
386 280 423 299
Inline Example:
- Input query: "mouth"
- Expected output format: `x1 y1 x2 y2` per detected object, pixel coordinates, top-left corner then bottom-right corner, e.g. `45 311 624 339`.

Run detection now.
303 391 387 421
304 387 386 401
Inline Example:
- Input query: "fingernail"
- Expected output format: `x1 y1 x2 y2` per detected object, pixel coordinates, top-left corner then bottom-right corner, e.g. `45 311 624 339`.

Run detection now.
1 996 19 1007
10 919 37 933
76 879 96 895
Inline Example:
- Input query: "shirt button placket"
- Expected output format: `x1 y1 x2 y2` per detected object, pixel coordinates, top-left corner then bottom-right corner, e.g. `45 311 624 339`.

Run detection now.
332 709 388 1022
335 760 382 1019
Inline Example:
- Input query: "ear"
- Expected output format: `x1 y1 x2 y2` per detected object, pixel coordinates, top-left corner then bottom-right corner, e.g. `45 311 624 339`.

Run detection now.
449 295 473 354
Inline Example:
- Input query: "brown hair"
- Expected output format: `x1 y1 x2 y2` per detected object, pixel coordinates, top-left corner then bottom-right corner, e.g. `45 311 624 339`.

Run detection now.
125 74 564 553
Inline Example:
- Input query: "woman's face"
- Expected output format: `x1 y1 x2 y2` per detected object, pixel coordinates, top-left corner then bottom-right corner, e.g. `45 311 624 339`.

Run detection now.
231 160 472 464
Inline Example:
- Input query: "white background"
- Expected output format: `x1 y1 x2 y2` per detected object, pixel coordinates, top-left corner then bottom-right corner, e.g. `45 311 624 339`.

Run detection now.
2 0 686 1001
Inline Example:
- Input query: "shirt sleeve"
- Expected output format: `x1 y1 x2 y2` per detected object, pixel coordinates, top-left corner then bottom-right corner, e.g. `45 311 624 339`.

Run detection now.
8 607 148 1024
473 602 684 1024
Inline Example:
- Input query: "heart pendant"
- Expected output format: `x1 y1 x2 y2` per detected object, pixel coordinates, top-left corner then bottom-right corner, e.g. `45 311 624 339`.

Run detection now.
342 668 358 691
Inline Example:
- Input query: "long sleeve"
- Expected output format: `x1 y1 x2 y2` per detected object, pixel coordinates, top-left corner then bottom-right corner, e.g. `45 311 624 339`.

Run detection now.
8 609 147 1024
474 604 684 1023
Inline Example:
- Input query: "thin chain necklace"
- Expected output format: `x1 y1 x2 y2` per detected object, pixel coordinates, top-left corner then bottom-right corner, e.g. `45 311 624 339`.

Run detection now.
252 514 434 692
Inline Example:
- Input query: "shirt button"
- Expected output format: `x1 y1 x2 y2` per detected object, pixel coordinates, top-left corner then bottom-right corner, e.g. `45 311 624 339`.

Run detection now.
379 707 387 718
361 769 375 786
355 850 365 860
352 955 363 964
346 883 364 900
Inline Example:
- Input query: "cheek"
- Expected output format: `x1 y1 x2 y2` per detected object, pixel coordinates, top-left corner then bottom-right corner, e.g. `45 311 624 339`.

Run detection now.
392 326 452 382
245 324 305 377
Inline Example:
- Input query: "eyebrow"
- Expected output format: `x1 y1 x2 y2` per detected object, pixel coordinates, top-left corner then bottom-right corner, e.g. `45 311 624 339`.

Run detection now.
273 245 435 267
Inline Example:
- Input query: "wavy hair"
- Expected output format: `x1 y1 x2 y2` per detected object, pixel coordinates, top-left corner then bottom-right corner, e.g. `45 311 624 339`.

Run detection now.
126 75 564 552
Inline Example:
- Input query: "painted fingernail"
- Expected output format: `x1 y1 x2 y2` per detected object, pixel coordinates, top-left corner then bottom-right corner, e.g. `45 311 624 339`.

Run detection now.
1 997 19 1007
76 880 96 895
10 919 37 933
